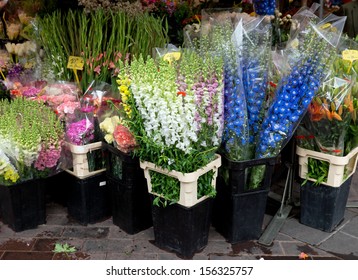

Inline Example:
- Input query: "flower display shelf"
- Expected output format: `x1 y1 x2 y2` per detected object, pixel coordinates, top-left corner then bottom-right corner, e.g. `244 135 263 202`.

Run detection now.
150 195 213 259
212 155 277 243
296 145 358 187
0 179 46 232
139 154 222 208
64 141 106 179
102 142 152 234
65 171 111 225
300 176 352 232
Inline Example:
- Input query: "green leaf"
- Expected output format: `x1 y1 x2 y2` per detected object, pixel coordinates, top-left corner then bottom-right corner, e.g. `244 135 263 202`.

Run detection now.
53 243 77 253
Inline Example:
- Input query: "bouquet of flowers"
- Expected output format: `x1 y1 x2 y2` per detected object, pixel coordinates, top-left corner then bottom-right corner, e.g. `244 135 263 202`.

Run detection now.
198 10 250 162
0 98 64 186
65 114 95 146
99 114 137 154
201 9 343 189
116 48 224 206
253 0 276 16
38 82 81 121
239 16 272 159
304 76 353 156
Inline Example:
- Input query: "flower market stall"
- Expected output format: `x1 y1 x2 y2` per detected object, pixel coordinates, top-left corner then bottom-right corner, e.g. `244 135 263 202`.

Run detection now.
0 0 357 259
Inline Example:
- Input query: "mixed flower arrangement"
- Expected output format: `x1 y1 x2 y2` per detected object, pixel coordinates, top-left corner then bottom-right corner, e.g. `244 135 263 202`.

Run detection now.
116 49 224 205
0 98 64 185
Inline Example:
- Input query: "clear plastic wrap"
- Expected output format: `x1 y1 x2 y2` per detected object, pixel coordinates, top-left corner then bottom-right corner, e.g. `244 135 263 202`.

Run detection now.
81 81 121 117
295 124 316 151
249 21 341 188
152 44 181 62
239 16 272 158
35 81 81 122
65 111 95 146
252 0 276 16
199 10 250 161
304 77 353 156
0 98 64 185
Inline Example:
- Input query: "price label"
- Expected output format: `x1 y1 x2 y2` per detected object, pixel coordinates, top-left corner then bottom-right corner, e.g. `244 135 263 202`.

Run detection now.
342 50 358 62
67 56 84 70
163 52 181 63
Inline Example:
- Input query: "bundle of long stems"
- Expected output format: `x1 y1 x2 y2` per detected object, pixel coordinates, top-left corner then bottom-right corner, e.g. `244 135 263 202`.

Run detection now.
34 9 169 92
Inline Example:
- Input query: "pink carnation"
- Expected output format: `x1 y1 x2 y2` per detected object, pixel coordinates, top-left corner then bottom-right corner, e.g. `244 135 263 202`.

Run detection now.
56 101 80 119
34 144 62 171
113 125 137 153
66 118 95 145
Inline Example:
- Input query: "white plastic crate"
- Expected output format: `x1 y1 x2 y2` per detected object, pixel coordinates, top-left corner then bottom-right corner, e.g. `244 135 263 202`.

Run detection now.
64 141 106 179
296 145 358 187
140 154 222 207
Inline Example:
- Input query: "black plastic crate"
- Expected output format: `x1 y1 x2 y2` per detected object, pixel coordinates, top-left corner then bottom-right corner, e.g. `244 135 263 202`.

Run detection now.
102 142 141 185
108 176 152 234
0 179 46 232
212 155 277 243
66 172 111 225
44 171 70 206
300 176 352 232
151 196 213 259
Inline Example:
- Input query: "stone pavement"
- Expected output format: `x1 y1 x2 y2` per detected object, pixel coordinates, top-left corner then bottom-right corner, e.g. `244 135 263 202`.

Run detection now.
0 171 357 260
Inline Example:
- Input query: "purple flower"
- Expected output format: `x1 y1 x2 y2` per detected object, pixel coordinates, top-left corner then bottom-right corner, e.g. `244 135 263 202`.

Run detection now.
66 118 95 145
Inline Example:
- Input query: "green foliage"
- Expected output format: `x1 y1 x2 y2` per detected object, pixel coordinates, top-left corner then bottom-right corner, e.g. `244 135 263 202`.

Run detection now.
34 9 168 91
304 158 330 186
150 170 216 207
53 243 77 254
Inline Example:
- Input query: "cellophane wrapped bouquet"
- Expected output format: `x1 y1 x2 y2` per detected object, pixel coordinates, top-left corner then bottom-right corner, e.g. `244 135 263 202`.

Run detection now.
250 14 343 188
201 8 343 189
116 48 224 206
62 81 120 173
0 98 64 186
295 18 358 185
35 81 81 122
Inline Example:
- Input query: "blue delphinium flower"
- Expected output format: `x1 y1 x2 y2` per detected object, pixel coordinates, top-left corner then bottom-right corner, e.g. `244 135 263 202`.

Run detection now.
241 23 272 158
253 0 276 16
248 31 335 189
222 58 250 161
256 57 322 159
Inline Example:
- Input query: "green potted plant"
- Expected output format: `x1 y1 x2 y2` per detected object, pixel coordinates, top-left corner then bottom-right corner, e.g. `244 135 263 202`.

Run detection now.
115 48 224 258
297 51 358 232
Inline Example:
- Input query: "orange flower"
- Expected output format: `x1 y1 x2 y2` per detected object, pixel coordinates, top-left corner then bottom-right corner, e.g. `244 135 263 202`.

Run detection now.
177 91 186 97
331 111 342 121
344 93 354 113
308 102 326 122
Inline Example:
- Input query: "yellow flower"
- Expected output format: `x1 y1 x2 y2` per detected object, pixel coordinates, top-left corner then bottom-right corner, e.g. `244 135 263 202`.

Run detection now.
121 95 128 102
119 85 128 93
4 167 20 183
104 134 114 144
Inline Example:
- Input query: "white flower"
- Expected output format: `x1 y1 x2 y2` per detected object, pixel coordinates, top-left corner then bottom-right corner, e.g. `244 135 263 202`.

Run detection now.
5 43 16 54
